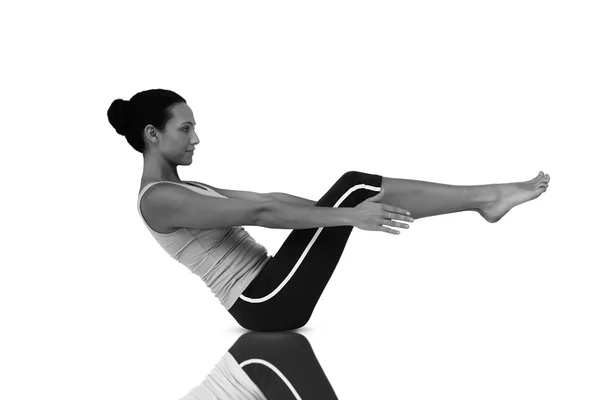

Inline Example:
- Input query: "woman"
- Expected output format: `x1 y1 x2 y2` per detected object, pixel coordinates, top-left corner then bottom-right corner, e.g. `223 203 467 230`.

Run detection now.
107 89 550 331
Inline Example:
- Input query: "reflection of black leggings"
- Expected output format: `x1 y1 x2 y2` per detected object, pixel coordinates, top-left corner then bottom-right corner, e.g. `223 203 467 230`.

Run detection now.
228 171 383 331
229 332 338 399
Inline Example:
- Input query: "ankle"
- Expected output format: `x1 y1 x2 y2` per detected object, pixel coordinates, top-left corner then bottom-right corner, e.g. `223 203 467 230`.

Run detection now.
473 185 499 209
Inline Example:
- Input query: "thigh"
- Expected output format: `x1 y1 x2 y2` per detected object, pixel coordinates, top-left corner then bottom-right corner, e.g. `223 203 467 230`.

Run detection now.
228 171 383 331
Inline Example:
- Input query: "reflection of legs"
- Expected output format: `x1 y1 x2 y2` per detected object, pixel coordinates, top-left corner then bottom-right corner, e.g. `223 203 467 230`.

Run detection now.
229 332 338 400
228 171 383 331
380 171 550 222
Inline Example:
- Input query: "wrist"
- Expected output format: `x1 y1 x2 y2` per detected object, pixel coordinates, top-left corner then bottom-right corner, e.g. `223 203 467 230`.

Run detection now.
342 208 356 227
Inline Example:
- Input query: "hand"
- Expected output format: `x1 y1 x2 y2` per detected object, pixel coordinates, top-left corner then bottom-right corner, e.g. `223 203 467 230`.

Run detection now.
352 188 413 235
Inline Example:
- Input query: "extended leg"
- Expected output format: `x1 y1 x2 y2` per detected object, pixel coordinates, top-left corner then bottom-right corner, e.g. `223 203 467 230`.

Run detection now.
381 171 550 222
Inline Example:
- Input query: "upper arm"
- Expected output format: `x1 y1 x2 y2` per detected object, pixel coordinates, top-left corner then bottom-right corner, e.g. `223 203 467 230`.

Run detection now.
189 181 272 203
143 183 267 231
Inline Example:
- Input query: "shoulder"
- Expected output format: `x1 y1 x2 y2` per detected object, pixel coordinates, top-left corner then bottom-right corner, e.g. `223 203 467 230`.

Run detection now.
139 182 188 234
140 181 192 203
139 180 185 196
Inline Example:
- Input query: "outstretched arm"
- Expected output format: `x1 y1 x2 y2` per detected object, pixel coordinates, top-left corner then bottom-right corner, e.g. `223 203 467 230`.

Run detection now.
267 192 317 207
188 181 317 206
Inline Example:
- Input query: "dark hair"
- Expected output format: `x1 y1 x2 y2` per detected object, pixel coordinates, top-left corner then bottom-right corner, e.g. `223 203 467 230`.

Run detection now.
107 89 186 154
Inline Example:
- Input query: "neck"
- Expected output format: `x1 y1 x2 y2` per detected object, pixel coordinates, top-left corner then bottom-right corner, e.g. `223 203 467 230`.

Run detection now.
142 155 181 182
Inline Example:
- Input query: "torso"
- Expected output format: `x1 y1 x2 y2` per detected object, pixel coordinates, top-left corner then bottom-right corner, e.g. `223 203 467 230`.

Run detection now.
139 179 210 235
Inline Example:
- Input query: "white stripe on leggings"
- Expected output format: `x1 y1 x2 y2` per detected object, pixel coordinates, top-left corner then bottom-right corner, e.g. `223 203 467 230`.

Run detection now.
240 358 302 400
239 183 382 303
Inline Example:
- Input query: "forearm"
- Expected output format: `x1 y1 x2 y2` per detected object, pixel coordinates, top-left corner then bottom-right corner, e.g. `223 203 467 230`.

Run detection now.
266 192 317 207
257 200 354 230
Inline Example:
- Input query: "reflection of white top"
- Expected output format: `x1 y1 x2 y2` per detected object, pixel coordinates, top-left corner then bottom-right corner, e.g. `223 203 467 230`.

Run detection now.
137 181 271 310
179 352 268 400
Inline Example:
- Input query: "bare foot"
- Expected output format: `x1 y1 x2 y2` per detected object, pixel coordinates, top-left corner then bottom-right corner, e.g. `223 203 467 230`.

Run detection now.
479 171 550 223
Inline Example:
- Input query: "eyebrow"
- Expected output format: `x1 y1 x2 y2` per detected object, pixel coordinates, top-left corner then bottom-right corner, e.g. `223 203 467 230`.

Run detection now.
180 121 196 126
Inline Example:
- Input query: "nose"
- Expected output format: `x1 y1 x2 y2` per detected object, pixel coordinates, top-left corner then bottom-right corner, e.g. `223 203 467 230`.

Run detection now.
191 132 200 145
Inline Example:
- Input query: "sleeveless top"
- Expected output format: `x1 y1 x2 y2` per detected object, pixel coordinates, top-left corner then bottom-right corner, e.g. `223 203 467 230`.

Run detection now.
178 352 268 400
137 181 272 310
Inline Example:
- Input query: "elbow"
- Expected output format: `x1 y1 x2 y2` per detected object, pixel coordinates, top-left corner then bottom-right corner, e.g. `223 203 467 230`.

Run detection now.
254 199 275 227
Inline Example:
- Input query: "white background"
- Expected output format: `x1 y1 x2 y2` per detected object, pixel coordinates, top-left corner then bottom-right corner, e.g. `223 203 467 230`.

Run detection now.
1 1 598 399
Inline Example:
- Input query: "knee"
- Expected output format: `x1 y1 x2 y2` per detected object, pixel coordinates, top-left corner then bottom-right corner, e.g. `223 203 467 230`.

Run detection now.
342 170 363 182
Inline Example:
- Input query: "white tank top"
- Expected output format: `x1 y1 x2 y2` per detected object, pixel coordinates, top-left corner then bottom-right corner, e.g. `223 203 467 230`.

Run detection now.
137 181 271 310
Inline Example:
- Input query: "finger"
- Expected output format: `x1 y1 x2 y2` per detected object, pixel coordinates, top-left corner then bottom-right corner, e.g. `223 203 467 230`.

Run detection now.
392 214 414 222
380 226 400 235
383 208 414 221
380 219 410 229
386 205 411 216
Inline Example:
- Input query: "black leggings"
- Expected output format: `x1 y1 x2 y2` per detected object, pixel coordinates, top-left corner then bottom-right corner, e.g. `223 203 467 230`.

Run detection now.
228 332 338 399
228 171 383 331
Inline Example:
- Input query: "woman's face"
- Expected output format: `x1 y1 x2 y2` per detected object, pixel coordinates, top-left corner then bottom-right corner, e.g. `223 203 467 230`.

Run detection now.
152 102 199 163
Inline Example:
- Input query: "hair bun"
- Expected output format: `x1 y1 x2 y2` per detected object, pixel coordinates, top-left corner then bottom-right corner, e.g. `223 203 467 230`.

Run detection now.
108 99 130 136
119 99 130 116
